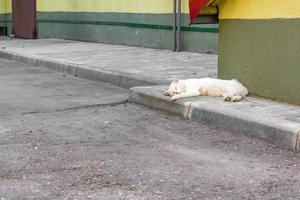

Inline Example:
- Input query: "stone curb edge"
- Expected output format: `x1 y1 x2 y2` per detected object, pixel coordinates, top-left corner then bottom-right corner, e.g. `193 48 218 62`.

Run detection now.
129 86 300 152
1 49 299 151
0 50 168 89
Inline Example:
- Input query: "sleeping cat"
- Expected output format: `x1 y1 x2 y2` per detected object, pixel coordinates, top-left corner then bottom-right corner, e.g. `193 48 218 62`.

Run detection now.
164 78 248 102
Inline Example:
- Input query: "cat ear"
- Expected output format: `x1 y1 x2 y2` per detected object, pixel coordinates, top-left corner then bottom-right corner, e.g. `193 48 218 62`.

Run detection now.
168 76 178 83
172 79 179 83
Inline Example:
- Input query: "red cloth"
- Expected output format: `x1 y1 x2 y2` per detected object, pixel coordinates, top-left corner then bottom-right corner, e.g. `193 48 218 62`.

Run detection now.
189 0 209 24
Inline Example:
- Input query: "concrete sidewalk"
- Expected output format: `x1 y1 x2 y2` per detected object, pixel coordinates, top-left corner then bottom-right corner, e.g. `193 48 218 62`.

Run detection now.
0 38 299 151
0 38 217 88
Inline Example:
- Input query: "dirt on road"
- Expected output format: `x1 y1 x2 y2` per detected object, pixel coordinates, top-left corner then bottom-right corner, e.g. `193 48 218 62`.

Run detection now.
0 58 300 200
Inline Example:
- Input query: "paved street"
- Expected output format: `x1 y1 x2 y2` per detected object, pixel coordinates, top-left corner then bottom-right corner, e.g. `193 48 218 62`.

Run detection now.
1 58 300 200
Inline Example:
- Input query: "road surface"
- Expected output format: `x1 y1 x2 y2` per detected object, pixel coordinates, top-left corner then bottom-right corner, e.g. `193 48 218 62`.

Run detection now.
0 58 300 200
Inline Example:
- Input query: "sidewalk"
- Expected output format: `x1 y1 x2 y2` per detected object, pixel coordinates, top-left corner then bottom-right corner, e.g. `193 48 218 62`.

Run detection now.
0 38 217 88
0 38 299 151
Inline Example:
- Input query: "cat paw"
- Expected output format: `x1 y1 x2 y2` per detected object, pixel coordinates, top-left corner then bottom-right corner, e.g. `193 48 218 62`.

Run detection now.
231 95 243 102
224 96 232 102
171 96 179 101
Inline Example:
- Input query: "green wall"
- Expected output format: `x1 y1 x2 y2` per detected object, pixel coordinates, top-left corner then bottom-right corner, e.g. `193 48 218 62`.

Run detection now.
0 10 219 53
37 12 218 53
0 13 12 35
0 14 6 26
219 19 300 105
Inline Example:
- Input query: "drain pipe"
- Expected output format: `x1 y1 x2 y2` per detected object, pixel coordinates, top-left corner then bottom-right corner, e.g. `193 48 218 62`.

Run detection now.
177 0 182 52
173 0 177 51
173 0 182 52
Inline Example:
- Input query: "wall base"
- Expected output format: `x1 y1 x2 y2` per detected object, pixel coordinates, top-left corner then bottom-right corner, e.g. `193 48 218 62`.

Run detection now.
219 19 300 105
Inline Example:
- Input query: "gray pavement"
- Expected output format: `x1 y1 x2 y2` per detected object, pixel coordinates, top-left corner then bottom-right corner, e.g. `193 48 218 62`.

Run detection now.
0 58 128 116
0 38 217 86
2 58 300 200
0 38 299 151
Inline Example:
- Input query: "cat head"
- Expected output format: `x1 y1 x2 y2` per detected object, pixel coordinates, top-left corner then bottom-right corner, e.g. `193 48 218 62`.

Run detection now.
164 79 185 96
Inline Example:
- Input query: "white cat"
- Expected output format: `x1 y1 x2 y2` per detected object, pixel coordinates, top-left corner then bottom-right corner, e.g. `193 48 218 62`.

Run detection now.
164 78 248 102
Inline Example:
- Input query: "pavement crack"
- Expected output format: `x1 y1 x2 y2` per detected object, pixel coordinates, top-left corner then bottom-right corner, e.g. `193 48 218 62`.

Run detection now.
21 99 128 115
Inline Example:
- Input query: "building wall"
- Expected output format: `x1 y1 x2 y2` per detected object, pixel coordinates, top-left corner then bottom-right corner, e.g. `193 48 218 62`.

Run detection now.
0 0 218 52
0 0 12 34
0 0 10 24
218 0 300 105
0 0 11 14
35 0 218 53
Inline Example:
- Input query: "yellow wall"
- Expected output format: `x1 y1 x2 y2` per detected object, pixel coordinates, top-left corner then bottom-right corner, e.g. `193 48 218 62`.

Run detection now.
38 0 177 13
37 0 216 14
0 0 216 17
0 0 11 14
220 0 300 19
6 0 297 19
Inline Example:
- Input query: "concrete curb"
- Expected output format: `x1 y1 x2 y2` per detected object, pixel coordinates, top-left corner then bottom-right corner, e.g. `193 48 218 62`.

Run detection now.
2 49 300 151
0 50 168 89
129 86 192 118
190 103 300 151
129 86 300 151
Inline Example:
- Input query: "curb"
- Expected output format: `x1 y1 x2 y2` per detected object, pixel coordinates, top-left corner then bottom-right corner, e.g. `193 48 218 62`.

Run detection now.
129 86 192 119
0 50 167 89
2 49 300 151
129 86 300 151
190 103 300 151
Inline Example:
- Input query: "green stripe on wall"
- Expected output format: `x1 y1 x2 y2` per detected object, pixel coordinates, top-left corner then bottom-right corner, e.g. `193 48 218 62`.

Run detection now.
37 19 218 33
1 18 219 33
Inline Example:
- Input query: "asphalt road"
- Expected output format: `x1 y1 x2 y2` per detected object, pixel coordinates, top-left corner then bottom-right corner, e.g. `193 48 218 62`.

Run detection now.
0 58 300 200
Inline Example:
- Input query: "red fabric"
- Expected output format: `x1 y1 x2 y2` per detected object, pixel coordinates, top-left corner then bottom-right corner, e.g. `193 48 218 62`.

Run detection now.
189 0 209 24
